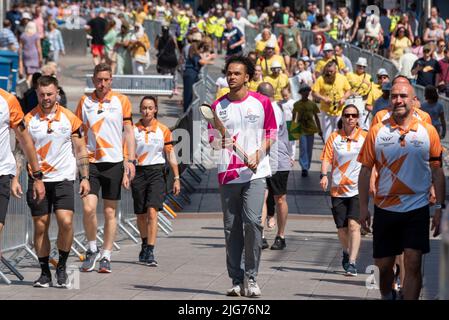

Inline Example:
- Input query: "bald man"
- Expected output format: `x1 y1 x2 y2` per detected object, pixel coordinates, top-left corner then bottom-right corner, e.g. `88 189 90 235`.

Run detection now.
358 81 445 300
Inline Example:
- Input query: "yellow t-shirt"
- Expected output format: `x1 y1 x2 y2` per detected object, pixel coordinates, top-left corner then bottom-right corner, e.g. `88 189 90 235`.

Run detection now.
346 72 372 97
366 83 383 106
205 16 217 36
265 74 289 101
391 37 412 60
314 56 346 75
312 73 351 116
257 54 287 77
255 40 280 56
216 87 230 99
215 17 226 38
248 79 263 92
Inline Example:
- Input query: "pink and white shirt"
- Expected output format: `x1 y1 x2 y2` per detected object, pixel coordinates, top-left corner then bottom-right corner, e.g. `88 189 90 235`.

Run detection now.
209 91 277 185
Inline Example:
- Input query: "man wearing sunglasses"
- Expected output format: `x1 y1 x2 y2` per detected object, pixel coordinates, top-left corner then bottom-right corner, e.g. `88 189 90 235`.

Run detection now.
358 81 445 300
411 44 441 87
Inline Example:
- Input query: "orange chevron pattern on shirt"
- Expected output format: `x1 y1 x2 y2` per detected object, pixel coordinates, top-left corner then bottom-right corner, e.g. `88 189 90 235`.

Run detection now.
321 127 367 197
75 90 132 163
0 89 24 176
125 119 173 166
358 116 442 212
371 107 432 126
25 105 82 182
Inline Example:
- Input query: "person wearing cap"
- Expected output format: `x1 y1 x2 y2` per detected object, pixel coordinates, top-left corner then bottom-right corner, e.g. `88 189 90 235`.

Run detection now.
372 82 392 117
345 57 372 129
320 100 366 277
265 60 289 102
314 43 347 78
257 40 286 77
255 28 280 57
366 68 390 113
411 44 441 87
215 9 226 55
176 10 190 51
312 60 352 141
292 83 322 177
222 17 245 58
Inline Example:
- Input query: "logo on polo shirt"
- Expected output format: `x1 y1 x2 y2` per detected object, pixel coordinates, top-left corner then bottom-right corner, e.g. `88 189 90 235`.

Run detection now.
218 109 229 121
245 108 259 123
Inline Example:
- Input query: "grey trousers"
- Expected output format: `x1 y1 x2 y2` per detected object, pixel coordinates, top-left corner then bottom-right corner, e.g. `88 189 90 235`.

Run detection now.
219 178 266 285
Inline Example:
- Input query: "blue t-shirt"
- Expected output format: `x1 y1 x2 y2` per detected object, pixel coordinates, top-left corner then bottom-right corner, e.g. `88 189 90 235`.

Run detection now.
421 101 444 127
372 97 390 117
222 27 243 56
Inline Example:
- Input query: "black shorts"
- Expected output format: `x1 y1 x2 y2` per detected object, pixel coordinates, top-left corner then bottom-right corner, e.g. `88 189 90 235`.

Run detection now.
373 205 430 259
0 175 11 225
266 171 289 196
27 180 74 217
331 196 360 228
89 161 124 200
131 164 166 213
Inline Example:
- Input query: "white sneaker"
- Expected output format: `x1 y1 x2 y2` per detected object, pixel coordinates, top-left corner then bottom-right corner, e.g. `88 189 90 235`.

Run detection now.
226 283 244 296
244 278 261 297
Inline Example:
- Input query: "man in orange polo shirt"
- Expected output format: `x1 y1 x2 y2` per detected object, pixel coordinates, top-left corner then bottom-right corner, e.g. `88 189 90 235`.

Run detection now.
358 81 445 300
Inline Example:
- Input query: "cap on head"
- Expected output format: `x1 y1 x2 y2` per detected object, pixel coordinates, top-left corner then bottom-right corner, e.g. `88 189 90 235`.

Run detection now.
225 17 233 24
323 43 334 51
273 2 280 9
356 57 368 67
270 61 282 69
377 68 389 76
22 12 32 20
266 40 276 49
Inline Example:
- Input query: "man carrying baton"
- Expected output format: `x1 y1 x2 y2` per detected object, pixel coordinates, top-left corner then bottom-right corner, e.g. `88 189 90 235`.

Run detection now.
207 55 277 297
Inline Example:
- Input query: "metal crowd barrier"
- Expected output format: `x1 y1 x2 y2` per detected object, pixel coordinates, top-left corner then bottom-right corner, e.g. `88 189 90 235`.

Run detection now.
85 74 174 96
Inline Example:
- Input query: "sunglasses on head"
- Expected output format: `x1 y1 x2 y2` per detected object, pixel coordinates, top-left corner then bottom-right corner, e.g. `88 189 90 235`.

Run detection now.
343 113 359 119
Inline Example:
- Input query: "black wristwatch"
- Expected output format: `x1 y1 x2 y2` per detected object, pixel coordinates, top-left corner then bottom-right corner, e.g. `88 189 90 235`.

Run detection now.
80 176 90 181
320 173 328 179
127 159 137 166
32 170 43 180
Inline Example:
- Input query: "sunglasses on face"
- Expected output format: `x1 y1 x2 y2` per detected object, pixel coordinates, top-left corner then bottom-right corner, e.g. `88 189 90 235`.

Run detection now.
343 113 359 119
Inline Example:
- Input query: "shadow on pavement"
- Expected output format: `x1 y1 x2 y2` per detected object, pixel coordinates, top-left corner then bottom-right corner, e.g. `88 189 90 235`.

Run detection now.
133 285 223 296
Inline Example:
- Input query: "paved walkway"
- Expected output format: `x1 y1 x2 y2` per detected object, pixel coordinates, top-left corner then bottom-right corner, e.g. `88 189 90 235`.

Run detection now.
0 53 442 300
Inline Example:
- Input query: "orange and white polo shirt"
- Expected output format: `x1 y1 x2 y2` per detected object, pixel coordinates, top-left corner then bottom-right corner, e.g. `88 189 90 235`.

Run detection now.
24 104 82 182
0 89 24 176
358 116 442 212
321 127 367 198
371 107 431 126
131 119 173 166
75 90 132 163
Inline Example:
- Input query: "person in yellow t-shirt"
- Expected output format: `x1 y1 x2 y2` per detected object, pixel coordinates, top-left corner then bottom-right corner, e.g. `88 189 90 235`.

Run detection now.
312 60 352 141
255 29 280 56
345 57 373 129
314 43 347 77
248 65 264 92
257 40 287 77
265 61 290 101
366 68 390 110
389 27 412 66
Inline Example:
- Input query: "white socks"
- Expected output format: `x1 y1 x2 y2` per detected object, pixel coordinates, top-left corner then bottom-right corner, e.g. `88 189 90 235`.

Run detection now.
89 241 97 252
102 250 112 261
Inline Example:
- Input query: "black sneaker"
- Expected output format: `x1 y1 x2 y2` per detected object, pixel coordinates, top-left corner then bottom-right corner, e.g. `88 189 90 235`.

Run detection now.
146 249 158 267
342 251 349 271
139 244 149 263
270 236 286 250
301 169 308 177
262 238 269 250
98 257 112 273
55 264 70 288
33 273 52 288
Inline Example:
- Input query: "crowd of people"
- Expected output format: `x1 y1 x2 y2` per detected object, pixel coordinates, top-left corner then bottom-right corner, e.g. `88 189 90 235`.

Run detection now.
0 0 447 301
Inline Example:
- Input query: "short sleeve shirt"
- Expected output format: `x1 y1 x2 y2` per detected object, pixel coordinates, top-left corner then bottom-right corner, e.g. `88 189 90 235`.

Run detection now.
312 73 351 116
75 91 132 163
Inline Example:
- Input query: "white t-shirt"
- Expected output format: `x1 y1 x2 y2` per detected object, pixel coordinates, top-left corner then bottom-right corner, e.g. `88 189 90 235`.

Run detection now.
209 91 277 184
296 70 313 86
234 17 252 36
